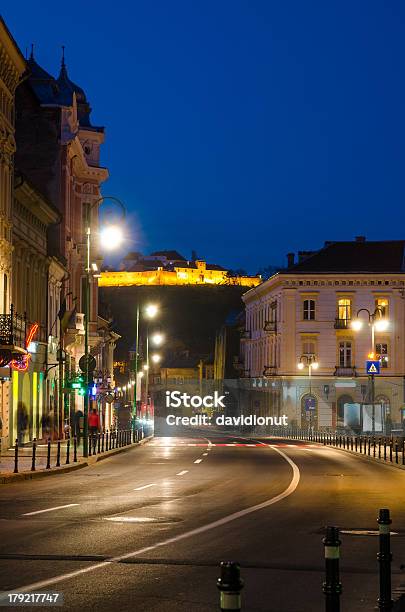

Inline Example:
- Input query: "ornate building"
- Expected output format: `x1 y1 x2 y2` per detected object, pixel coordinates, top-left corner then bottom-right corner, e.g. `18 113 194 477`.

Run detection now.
241 238 405 432
0 18 26 449
13 47 117 441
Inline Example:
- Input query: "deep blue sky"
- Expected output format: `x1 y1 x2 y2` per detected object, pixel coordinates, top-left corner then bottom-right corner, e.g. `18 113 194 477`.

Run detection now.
3 1 405 273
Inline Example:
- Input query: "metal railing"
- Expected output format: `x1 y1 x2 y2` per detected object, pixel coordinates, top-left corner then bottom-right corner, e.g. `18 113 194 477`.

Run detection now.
0 304 27 348
7 426 152 475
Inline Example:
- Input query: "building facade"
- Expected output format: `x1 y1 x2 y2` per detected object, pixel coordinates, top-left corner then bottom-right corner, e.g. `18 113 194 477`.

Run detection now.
0 19 26 449
241 239 405 432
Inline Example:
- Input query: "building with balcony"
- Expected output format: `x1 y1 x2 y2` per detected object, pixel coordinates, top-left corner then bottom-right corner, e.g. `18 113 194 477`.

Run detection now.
0 19 26 448
241 237 405 431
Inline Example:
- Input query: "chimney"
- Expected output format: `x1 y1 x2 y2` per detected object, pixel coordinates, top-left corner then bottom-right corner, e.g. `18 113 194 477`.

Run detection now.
355 236 366 243
287 252 295 267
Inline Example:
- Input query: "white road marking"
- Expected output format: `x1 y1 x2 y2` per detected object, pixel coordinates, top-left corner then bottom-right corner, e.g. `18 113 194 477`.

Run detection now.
246 444 256 447
104 517 158 523
22 504 79 517
194 459 203 464
134 483 156 491
226 444 235 446
176 470 189 476
203 453 208 456
13 445 300 594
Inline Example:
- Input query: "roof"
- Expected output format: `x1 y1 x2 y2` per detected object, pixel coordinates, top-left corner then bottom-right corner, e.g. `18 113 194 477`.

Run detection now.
150 250 186 261
284 240 405 274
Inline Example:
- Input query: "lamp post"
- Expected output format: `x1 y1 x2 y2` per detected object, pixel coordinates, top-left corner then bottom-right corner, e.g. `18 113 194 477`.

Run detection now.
297 354 319 429
351 307 389 435
83 195 125 457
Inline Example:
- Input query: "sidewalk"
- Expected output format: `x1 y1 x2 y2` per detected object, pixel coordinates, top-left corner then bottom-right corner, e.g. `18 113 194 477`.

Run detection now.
0 431 152 483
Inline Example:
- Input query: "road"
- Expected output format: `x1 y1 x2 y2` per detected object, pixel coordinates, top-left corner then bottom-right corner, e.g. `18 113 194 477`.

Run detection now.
0 432 405 611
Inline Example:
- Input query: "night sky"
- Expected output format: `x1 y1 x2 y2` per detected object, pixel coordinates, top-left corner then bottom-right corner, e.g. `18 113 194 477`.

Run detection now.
3 1 405 273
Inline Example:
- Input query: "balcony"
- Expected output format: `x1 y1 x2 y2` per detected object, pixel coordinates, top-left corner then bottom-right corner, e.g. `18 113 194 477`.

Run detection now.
334 318 351 330
263 320 277 333
263 365 277 377
0 305 27 365
334 366 357 377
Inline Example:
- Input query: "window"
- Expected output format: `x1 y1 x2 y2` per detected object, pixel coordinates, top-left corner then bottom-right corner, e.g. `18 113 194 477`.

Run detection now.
338 298 351 321
375 343 388 368
339 341 352 367
375 298 389 318
302 340 315 356
303 299 315 320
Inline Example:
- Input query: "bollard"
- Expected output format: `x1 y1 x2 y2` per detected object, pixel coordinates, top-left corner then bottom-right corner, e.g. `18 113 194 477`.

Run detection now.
106 429 109 451
350 437 353 451
217 561 244 612
402 439 405 466
97 432 101 454
73 436 77 463
31 438 37 471
89 434 92 457
13 438 19 473
66 437 70 465
389 441 393 463
395 442 398 464
323 526 342 612
384 439 387 461
46 437 51 469
368 437 371 455
373 438 376 458
355 437 358 453
56 439 61 467
101 431 105 453
377 508 393 611
379 438 381 460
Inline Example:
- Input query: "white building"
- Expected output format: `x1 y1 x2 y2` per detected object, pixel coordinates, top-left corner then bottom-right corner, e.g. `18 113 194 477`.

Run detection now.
242 238 405 431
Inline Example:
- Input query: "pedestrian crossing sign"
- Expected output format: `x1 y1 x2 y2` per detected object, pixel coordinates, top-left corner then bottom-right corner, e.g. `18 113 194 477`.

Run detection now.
366 360 380 375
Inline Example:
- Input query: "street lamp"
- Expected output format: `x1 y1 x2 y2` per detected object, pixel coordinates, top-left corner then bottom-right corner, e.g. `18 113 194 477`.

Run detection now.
351 306 389 435
297 354 319 429
151 353 161 364
83 195 125 457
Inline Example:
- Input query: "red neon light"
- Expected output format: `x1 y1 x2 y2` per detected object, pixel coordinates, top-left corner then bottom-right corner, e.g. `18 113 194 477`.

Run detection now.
10 323 39 371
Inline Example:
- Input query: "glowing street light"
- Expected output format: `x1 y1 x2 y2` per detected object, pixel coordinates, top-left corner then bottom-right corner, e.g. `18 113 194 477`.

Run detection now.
151 354 161 364
151 332 164 346
99 224 124 250
145 304 158 318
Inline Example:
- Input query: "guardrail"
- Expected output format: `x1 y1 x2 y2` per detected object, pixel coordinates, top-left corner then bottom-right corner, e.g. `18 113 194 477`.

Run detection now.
7 427 152 475
269 427 405 466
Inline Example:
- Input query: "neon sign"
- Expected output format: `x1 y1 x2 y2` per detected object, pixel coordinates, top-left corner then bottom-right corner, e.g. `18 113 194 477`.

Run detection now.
10 323 39 372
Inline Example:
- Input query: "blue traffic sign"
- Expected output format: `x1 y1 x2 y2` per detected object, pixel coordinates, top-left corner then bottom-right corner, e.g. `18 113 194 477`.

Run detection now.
304 397 316 411
366 360 380 375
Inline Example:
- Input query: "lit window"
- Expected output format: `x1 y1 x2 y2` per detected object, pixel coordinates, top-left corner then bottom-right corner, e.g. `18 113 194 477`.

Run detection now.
376 343 388 368
338 298 351 321
375 298 388 318
303 299 315 320
339 341 352 367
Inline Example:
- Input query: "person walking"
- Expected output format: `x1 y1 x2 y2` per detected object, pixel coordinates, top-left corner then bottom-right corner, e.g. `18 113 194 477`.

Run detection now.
88 408 100 453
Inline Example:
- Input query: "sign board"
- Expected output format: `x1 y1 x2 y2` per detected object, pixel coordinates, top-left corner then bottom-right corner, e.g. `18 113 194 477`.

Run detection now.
304 397 316 411
366 360 380 375
79 354 97 373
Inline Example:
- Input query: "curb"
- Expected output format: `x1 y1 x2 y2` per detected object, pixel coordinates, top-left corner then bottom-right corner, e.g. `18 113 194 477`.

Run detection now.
0 436 152 484
310 441 405 473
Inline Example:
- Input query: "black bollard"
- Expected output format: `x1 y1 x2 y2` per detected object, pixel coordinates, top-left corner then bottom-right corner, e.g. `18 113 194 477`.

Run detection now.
368 437 371 455
56 439 61 467
395 442 398 464
89 434 92 457
379 438 381 459
31 438 37 471
389 441 393 463
377 508 393 611
373 438 376 458
46 437 51 469
101 431 105 453
217 561 244 611
13 438 19 473
106 429 109 451
384 439 387 461
66 437 70 465
73 436 78 463
355 437 358 453
323 526 342 612
97 432 101 454
402 439 405 466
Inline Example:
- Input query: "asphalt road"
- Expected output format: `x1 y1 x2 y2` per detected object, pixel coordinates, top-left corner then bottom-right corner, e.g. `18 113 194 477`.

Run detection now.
1 431 405 611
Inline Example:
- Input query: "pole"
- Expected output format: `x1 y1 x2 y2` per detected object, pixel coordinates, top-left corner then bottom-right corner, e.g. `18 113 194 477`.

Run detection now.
323 526 342 611
58 314 64 439
377 508 393 611
145 329 149 420
133 303 139 427
371 321 375 436
309 362 312 432
83 203 91 458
